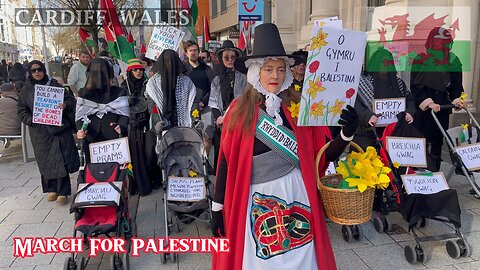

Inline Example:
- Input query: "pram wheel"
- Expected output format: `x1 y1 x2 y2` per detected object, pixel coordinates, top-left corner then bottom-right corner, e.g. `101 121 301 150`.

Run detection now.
446 240 461 259
77 257 85 270
416 217 427 228
109 254 128 270
373 216 391 233
170 253 177 263
160 253 167 264
122 253 130 270
342 225 362 242
404 245 426 264
63 257 76 270
457 239 472 257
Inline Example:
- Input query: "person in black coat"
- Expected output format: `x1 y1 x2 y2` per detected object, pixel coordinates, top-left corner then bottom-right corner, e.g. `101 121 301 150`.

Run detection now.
120 58 152 196
410 27 465 171
75 58 130 163
17 60 79 204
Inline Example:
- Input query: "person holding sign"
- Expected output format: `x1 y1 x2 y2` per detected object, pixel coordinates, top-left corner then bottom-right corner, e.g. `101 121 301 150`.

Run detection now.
75 58 130 163
354 48 416 150
410 27 465 172
211 23 358 270
17 60 79 204
145 49 196 131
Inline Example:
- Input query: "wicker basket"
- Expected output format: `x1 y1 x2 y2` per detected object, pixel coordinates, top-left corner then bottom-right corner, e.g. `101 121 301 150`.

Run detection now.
315 141 375 225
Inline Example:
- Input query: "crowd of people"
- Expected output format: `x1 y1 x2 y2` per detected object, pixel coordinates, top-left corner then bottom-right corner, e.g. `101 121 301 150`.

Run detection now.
0 22 467 269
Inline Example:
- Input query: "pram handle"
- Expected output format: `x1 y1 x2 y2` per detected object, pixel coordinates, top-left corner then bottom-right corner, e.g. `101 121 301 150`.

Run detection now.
439 104 456 111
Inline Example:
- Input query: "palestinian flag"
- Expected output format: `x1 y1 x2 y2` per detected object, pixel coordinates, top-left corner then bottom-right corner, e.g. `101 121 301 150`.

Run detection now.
79 28 95 47
203 16 210 50
128 31 136 48
101 0 135 62
178 0 198 42
140 43 147 54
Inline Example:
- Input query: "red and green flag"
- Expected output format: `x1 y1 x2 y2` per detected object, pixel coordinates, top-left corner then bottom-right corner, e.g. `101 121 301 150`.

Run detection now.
101 0 135 62
178 0 198 42
128 31 136 48
79 27 95 47
203 16 210 50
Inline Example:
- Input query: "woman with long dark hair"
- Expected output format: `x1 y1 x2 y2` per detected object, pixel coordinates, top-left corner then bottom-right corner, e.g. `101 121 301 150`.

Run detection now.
17 60 79 204
75 58 130 162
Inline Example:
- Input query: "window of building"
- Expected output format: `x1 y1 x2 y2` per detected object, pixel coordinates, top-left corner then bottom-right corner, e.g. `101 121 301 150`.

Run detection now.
367 0 386 31
0 19 4 42
221 0 227 13
212 0 217 17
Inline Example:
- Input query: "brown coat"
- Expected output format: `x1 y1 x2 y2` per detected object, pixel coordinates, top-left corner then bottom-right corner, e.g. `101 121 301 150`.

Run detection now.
0 91 21 135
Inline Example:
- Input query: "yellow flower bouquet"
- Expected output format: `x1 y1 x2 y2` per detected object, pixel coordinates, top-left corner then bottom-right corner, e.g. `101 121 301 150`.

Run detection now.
334 146 391 193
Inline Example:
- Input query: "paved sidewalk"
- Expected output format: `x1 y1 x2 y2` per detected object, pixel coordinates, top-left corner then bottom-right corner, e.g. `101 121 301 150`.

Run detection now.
2 140 480 269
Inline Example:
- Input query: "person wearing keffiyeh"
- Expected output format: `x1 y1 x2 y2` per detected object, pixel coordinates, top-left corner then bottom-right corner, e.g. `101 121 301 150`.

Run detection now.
75 58 130 163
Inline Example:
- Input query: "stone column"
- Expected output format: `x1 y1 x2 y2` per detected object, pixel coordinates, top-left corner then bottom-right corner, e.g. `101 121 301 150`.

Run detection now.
298 0 339 48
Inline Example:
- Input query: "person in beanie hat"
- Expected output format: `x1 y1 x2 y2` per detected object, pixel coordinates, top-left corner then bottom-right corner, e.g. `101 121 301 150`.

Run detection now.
211 23 358 270
206 40 247 170
0 83 21 136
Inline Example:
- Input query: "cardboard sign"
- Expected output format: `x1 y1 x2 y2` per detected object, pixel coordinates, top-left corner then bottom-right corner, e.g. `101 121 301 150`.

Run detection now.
74 181 122 206
89 137 131 165
146 25 185 60
32 85 64 126
208 41 222 53
386 136 427 167
167 177 205 202
373 98 406 126
401 172 449 195
455 142 480 171
298 27 366 126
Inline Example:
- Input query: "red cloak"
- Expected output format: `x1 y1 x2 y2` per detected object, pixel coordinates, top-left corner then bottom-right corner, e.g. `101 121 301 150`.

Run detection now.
212 101 337 270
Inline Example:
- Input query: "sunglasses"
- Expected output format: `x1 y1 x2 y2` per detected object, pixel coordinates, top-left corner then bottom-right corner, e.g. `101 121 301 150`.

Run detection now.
199 56 207 60
30 68 44 73
131 68 144 72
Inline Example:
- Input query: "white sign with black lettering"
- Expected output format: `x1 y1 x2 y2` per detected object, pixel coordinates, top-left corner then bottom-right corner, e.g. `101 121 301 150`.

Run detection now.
89 137 131 165
455 142 480 171
386 136 427 167
373 98 406 126
401 172 449 195
74 182 122 206
167 177 205 202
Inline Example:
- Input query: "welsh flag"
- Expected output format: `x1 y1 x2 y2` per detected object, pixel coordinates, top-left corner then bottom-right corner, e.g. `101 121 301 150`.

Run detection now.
79 28 95 47
101 0 135 62
178 0 198 42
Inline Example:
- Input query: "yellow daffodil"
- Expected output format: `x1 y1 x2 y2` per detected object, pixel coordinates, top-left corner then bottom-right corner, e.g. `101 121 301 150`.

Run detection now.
288 101 300 119
306 77 326 99
328 99 346 117
461 123 469 129
310 101 327 118
311 29 328 51
189 169 198 177
460 92 468 102
294 84 301 92
127 163 133 171
191 109 199 118
393 162 400 169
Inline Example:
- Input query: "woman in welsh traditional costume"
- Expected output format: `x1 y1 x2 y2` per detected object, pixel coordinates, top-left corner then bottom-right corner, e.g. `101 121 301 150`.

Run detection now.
211 23 359 270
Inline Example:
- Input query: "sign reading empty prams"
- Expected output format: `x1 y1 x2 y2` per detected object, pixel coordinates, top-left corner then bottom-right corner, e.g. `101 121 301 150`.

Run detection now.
401 172 449 195
373 98 406 126
386 136 427 167
167 177 205 202
89 137 131 165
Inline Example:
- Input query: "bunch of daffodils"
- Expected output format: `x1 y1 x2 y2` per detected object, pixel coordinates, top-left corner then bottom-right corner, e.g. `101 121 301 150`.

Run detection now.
335 146 391 193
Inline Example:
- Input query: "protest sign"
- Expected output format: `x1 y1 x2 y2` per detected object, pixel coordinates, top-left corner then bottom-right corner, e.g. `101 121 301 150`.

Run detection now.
167 177 206 202
74 182 123 206
298 27 366 126
89 137 131 165
401 172 449 195
386 136 427 167
208 40 222 53
313 16 343 29
373 98 406 126
455 142 480 171
146 25 185 60
32 85 64 126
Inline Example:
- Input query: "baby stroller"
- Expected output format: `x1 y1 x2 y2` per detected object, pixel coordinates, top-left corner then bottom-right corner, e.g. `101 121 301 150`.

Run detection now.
66 146 135 270
156 125 212 264
431 105 480 199
371 111 469 264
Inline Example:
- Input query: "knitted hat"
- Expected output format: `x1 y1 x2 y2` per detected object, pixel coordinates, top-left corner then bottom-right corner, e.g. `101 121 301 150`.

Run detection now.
126 58 145 72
